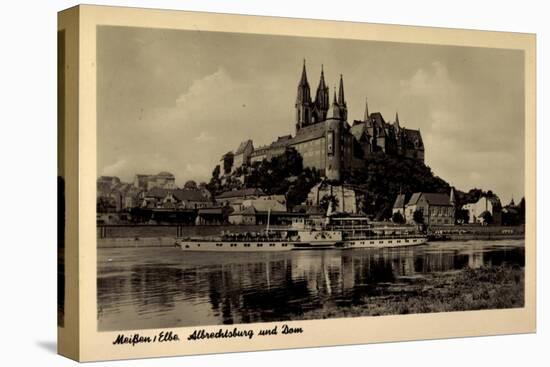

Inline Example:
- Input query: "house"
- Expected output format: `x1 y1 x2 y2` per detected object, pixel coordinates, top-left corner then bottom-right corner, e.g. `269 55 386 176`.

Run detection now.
404 189 456 226
97 176 121 197
97 180 143 212
133 172 176 190
392 194 407 219
161 189 211 209
463 196 502 225
215 188 265 206
139 187 170 208
240 198 286 212
228 206 257 225
195 207 229 225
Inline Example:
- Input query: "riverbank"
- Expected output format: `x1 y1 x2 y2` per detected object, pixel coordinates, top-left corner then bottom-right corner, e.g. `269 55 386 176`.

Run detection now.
301 265 524 319
97 224 524 247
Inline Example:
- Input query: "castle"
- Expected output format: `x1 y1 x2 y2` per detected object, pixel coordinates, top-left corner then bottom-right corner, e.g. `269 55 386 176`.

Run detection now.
222 61 425 181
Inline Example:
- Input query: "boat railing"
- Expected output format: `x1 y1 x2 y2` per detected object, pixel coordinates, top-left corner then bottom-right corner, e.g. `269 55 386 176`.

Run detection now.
343 234 426 240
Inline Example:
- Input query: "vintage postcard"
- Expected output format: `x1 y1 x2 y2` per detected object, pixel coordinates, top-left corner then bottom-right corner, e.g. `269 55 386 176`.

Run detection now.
57 5 536 362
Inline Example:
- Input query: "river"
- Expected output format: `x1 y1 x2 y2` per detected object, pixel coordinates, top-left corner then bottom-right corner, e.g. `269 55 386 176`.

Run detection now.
97 239 524 331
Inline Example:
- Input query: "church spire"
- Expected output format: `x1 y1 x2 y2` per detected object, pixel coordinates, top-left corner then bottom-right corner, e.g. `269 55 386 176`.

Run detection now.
364 97 370 121
450 187 456 205
299 59 308 87
395 111 400 129
333 75 347 121
313 64 330 122
295 59 312 130
338 74 346 105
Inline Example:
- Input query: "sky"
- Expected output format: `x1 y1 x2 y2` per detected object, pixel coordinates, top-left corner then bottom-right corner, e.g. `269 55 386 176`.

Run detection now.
97 26 525 203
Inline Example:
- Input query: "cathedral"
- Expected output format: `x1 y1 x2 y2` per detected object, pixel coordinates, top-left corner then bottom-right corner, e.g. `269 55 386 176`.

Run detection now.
224 60 425 181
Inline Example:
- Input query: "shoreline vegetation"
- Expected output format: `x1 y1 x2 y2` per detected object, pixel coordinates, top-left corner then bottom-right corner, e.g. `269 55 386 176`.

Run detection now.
301 265 524 319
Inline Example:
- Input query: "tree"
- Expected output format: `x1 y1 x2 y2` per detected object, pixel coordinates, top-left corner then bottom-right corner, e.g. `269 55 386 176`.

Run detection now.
286 167 320 209
207 165 222 195
455 208 470 224
392 211 405 224
519 197 526 224
413 209 424 224
480 211 493 225
222 153 234 175
320 194 339 213
347 152 450 220
183 180 197 190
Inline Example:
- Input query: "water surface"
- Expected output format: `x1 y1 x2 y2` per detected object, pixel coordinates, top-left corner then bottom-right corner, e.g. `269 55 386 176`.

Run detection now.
97 240 524 330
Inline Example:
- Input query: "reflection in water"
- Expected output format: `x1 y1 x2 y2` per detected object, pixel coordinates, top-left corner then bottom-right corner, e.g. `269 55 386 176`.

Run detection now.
97 240 524 331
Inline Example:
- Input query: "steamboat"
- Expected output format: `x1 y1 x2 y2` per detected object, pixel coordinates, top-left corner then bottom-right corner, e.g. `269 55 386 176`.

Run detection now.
176 210 343 252
175 211 425 252
327 216 428 249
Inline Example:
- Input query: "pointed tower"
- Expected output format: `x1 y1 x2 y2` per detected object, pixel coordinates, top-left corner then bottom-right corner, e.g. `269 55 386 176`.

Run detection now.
331 87 340 119
364 97 370 122
313 64 330 122
395 111 400 129
326 87 344 181
336 74 348 121
450 187 456 205
295 59 312 131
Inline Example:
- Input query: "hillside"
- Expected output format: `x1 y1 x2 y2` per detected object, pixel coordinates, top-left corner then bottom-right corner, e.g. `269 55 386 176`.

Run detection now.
209 149 458 219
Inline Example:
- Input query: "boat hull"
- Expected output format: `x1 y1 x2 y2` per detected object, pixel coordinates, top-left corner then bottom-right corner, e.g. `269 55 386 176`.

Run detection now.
343 236 427 249
177 239 295 252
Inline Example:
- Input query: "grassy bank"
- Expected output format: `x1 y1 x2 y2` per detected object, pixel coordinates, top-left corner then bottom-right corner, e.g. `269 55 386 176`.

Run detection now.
302 265 524 319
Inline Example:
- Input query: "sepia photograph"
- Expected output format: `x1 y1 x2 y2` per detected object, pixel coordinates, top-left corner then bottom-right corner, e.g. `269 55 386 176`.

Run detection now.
95 25 525 332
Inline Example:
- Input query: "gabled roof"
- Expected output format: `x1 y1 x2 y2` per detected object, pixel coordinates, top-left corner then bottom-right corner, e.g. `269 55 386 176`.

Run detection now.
216 188 265 199
145 187 170 199
171 189 210 202
235 139 253 155
407 192 452 207
369 112 386 127
393 194 406 209
402 128 424 148
350 122 371 141
423 193 452 206
156 171 174 177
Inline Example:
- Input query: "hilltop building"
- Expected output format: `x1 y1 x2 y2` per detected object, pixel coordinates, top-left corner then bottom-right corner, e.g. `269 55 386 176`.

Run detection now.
222 60 425 181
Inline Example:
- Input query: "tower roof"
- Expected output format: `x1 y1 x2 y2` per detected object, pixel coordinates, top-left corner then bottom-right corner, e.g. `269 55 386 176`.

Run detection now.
317 64 326 90
299 59 309 87
296 59 311 104
364 97 370 121
338 74 346 105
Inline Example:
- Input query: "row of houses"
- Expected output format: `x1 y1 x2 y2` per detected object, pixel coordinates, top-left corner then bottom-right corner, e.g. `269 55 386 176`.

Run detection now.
99 175 511 227
97 176 302 225
392 188 509 226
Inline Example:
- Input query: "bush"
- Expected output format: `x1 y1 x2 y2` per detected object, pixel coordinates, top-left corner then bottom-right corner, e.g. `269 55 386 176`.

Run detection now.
392 211 405 224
